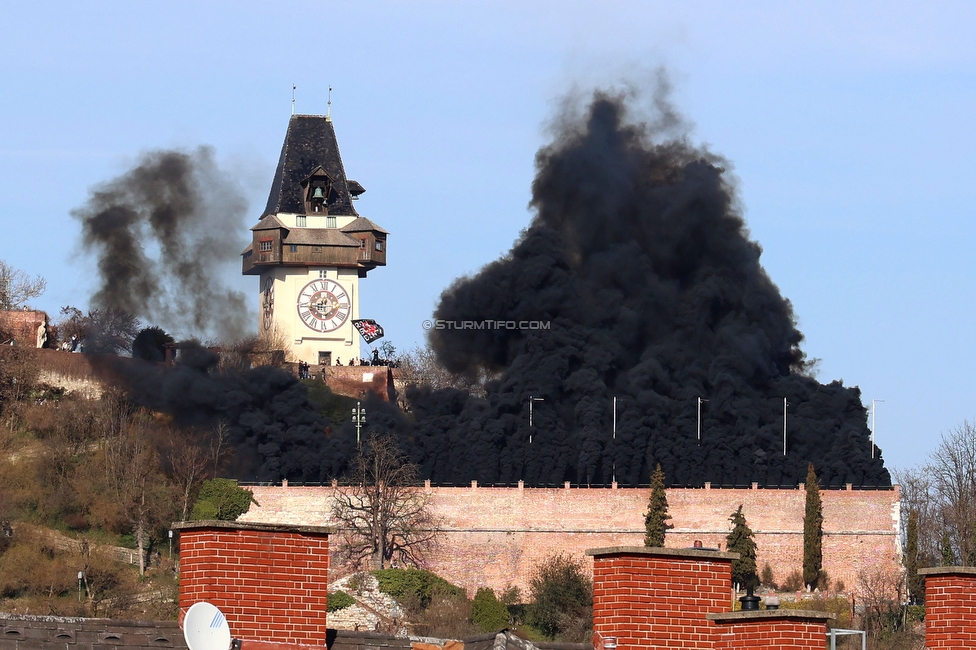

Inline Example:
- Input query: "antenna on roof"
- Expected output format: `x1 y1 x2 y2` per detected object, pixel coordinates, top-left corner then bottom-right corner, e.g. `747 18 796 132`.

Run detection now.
292 84 296 115
327 86 333 122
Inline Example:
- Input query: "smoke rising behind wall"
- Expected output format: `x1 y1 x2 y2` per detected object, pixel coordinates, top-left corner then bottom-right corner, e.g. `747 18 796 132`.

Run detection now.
73 147 250 341
82 85 890 488
412 87 890 488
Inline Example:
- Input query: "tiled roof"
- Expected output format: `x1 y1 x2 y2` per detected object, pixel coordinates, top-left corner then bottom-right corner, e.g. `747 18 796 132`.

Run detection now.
340 217 389 234
262 115 359 218
251 215 286 231
347 180 366 197
0 613 187 650
282 229 360 247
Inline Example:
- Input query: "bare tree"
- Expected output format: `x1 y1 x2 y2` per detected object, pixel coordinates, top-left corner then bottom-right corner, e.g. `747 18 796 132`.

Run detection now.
57 306 140 355
331 434 438 570
208 419 231 475
162 419 231 521
928 420 976 565
857 566 908 641
397 344 491 398
162 428 210 522
215 325 290 372
894 465 938 601
0 260 46 311
96 391 175 574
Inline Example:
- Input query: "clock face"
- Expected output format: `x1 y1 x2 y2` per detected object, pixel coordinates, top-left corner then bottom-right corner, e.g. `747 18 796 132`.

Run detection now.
262 276 275 330
297 278 351 333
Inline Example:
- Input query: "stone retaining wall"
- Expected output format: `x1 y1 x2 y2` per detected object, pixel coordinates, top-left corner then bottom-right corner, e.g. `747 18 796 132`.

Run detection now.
239 484 901 597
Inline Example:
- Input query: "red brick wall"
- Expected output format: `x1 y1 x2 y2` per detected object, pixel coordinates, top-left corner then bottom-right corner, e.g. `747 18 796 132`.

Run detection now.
319 366 392 401
0 310 46 346
589 547 733 650
918 567 976 648
176 522 331 645
240 484 900 598
709 614 833 649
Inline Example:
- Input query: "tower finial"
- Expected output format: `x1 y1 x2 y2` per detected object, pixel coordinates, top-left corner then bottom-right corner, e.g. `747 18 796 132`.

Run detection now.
292 84 296 115
327 86 332 122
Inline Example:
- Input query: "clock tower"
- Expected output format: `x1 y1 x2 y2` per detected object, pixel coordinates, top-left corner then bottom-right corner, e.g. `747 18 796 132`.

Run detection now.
242 114 388 367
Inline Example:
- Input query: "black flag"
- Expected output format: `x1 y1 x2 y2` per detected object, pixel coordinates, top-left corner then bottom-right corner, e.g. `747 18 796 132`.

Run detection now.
352 319 384 344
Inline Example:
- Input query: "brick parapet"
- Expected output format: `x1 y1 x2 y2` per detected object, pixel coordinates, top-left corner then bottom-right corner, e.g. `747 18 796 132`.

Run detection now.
588 547 733 650
176 522 331 645
240 485 900 597
707 610 834 649
918 566 976 648
0 310 47 345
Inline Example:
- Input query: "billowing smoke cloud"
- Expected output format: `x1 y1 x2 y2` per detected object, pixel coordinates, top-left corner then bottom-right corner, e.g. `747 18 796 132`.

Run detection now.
87 85 890 489
408 87 890 488
96 343 362 482
73 147 250 341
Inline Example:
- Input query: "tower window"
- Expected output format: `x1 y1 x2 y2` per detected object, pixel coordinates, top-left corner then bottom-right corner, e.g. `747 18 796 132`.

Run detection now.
319 270 328 279
296 215 307 227
375 239 384 252
259 239 272 252
290 245 298 253
326 216 337 228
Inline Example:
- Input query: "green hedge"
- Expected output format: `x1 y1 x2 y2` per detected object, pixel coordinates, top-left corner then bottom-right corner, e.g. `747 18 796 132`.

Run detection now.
328 590 356 612
372 568 465 610
470 587 510 632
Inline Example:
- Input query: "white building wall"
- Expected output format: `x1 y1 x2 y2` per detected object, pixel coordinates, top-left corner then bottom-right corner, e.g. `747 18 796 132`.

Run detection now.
261 266 362 367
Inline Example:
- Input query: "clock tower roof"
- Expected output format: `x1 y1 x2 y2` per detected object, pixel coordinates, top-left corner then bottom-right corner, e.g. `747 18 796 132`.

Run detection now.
340 216 389 235
250 214 286 231
262 114 361 219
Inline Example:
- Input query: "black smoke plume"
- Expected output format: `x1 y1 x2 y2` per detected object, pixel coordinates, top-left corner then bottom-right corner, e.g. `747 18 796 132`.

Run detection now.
82 88 890 489
93 345 362 482
71 146 366 482
73 147 250 341
410 88 890 488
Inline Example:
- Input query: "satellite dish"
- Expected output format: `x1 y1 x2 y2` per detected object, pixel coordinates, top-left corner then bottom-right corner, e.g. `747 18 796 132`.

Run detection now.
183 602 232 650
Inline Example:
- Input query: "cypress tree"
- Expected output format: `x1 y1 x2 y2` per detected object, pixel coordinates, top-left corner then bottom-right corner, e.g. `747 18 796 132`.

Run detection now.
644 464 672 547
803 463 823 591
726 505 758 591
940 531 956 566
905 509 923 603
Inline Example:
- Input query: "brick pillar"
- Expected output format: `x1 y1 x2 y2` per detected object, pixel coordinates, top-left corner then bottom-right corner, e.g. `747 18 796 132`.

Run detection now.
174 521 333 645
918 566 976 648
586 546 737 650
707 610 834 649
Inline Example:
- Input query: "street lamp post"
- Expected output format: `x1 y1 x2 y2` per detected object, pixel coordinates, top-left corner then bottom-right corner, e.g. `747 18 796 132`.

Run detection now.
783 398 790 456
871 399 885 459
528 396 544 443
697 397 708 444
168 530 173 558
352 401 366 447
78 571 84 602
611 396 617 483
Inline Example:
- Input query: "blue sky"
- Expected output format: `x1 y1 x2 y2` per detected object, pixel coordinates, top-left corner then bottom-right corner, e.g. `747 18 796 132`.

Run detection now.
2 1 974 473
